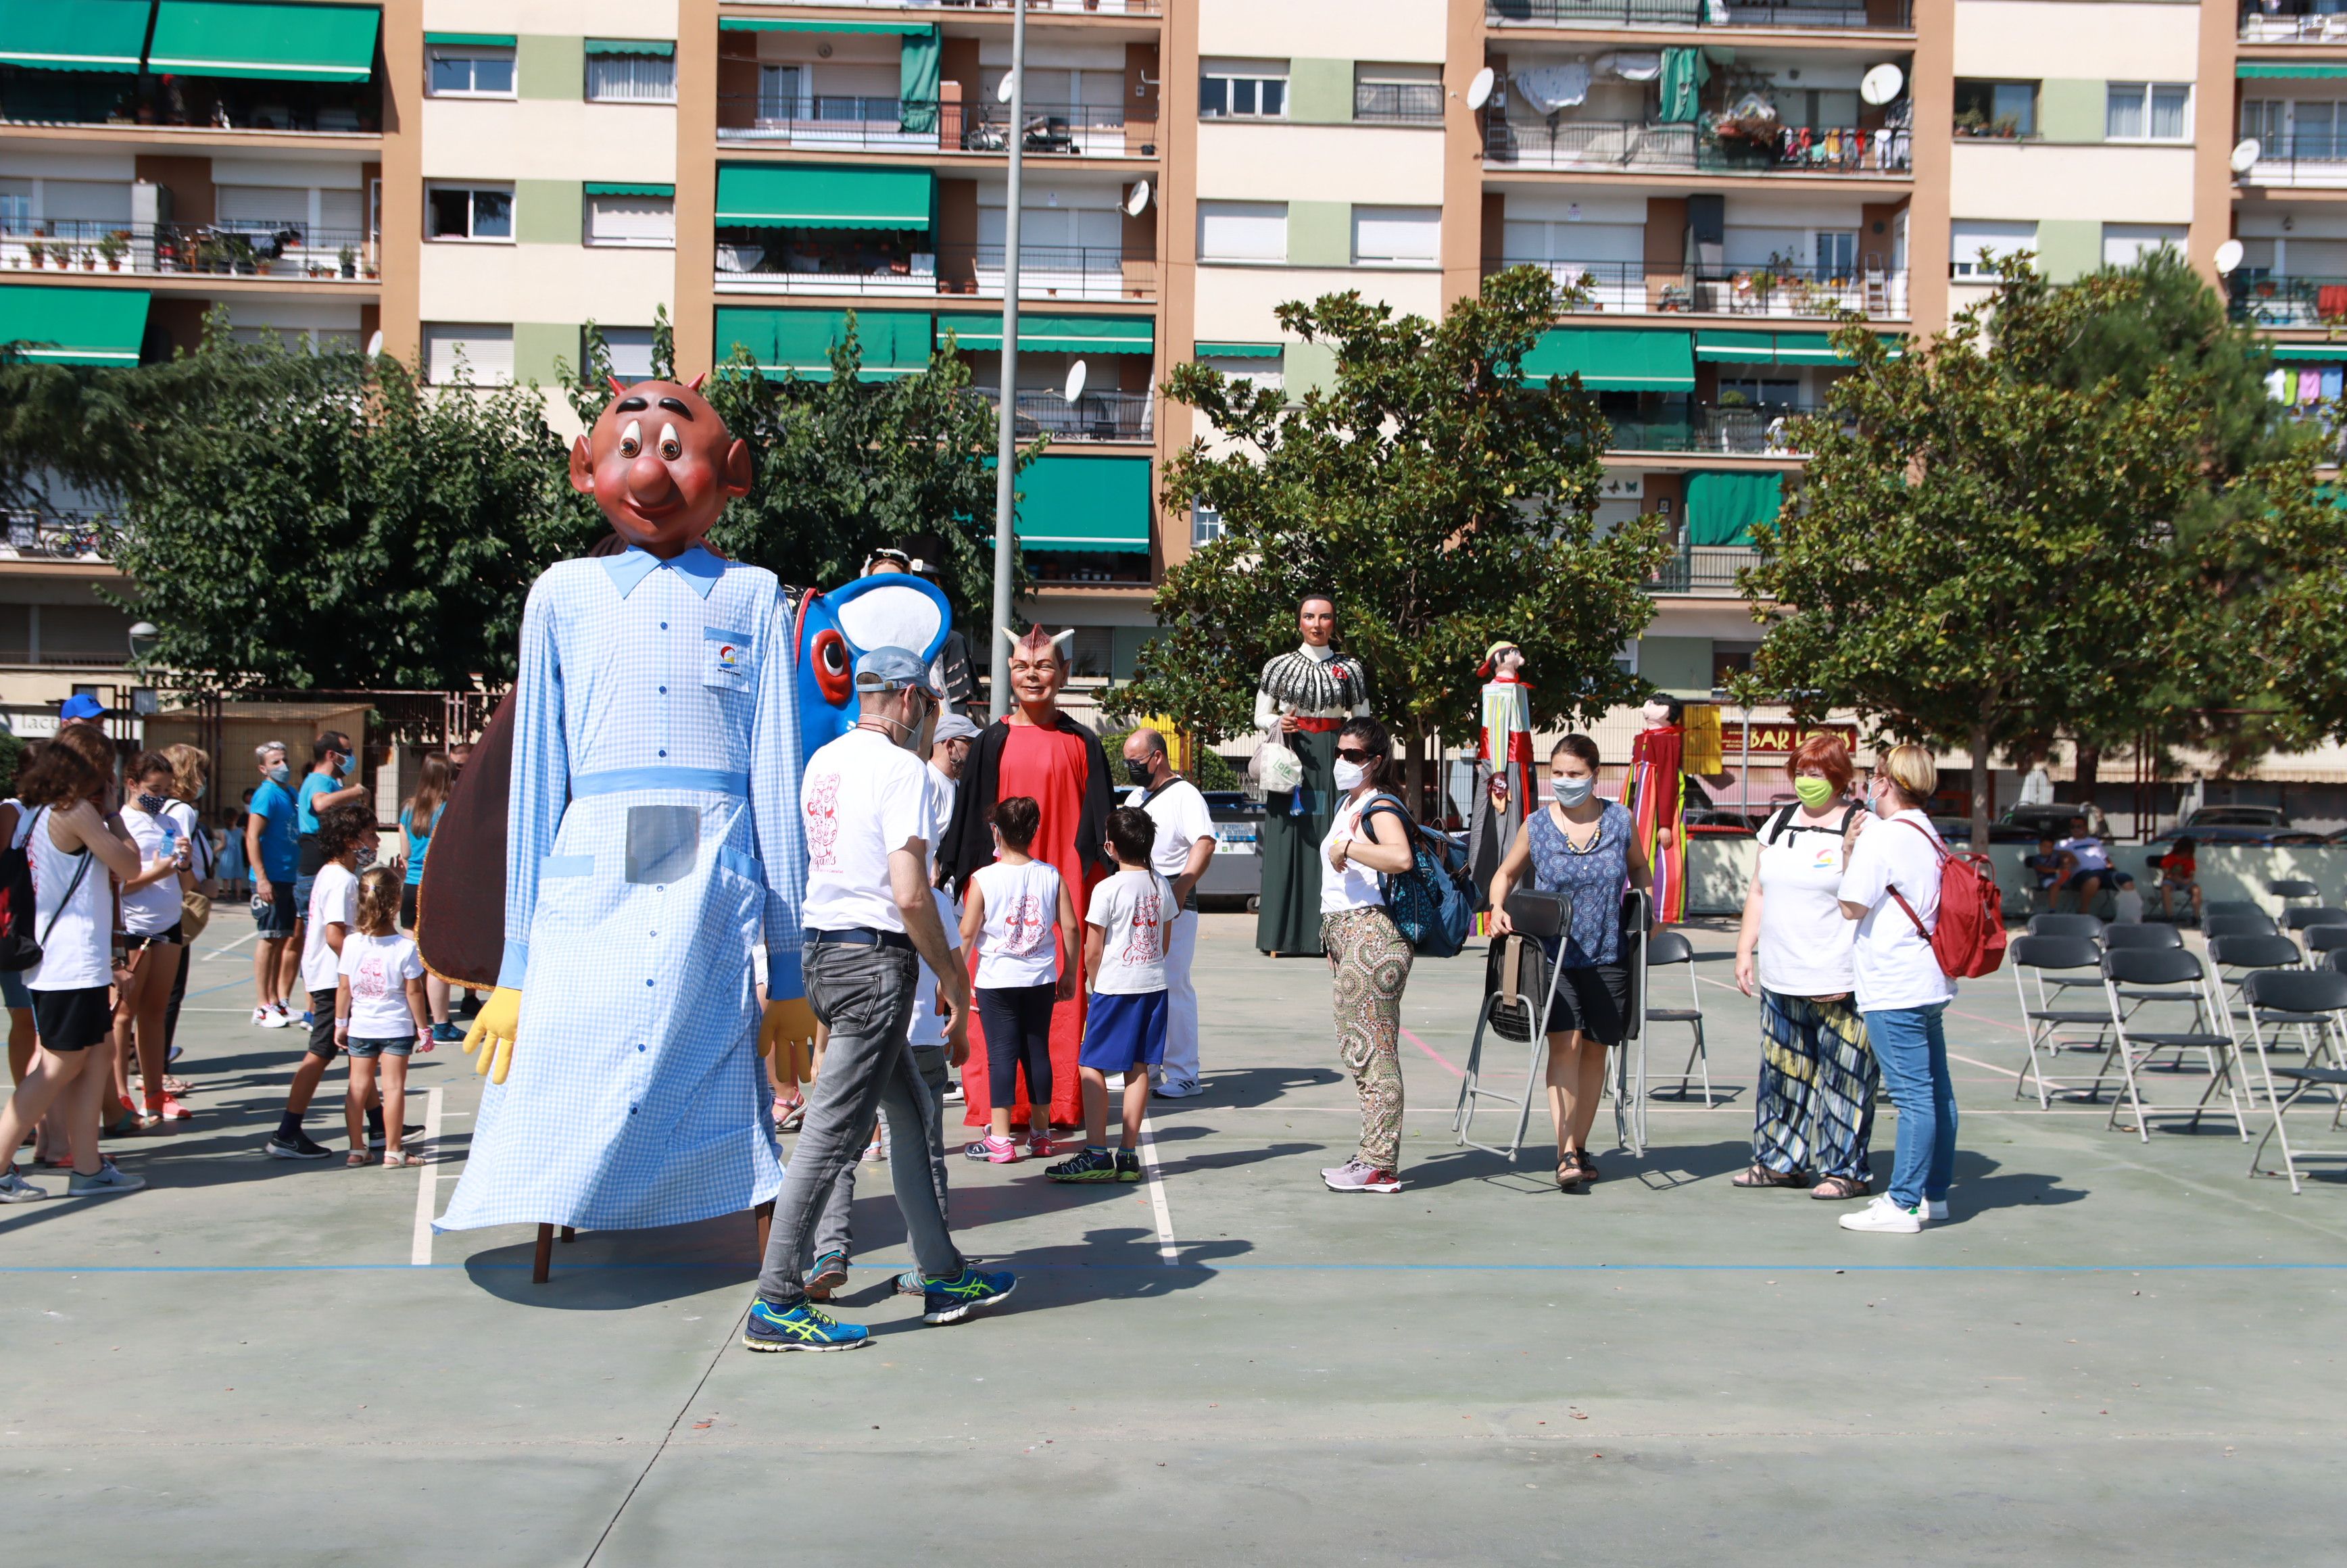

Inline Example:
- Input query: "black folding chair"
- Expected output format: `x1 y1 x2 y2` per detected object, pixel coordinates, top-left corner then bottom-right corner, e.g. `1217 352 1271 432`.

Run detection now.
2008 935 2111 1108
2207 912 2281 941
2210 932 2307 1043
2240 968 2347 1193
2286 906 2347 938
2269 878 2321 908
2103 924 2183 952
2098 947 2246 1142
2205 900 2265 921
2308 925 2347 960
1643 930 1712 1106
2025 912 2104 1005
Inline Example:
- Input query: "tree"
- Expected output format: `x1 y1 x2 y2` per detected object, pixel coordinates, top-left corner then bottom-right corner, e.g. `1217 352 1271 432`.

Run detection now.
1109 267 1666 806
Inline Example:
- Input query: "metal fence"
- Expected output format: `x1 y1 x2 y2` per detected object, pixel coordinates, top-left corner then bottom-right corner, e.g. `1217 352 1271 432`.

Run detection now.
1606 405 1822 456
723 0 1161 9
1484 118 1912 176
1489 0 1910 24
2227 272 2347 327
0 220 377 282
1647 543 1765 595
715 241 1156 302
1353 82 1444 125
2239 2 2347 42
1496 257 1908 319
2236 136 2347 189
716 97 1148 156
0 511 111 561
977 387 1153 442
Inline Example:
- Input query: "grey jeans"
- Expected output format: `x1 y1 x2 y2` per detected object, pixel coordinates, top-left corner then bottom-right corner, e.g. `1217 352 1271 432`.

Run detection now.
810 1041 953 1265
757 941 964 1306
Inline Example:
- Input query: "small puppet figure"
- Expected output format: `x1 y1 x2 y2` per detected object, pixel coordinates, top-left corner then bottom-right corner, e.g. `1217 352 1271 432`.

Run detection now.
1466 641 1535 900
1251 594 1372 956
1626 695 1688 927
433 376 817 1239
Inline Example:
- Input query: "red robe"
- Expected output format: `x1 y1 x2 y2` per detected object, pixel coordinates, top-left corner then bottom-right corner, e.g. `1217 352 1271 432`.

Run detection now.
958 722 1107 1127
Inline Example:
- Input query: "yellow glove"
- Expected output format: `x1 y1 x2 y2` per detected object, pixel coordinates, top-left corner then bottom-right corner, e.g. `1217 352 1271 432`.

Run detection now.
760 996 819 1084
463 986 524 1085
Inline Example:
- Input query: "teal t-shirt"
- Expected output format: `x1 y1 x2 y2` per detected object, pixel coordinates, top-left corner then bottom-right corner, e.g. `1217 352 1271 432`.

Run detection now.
401 802 443 887
296 771 337 835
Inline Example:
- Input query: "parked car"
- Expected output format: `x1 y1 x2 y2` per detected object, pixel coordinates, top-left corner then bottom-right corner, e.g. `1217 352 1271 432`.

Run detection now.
1683 804 1763 836
2179 805 2292 833
1197 790 1263 909
1987 805 2094 843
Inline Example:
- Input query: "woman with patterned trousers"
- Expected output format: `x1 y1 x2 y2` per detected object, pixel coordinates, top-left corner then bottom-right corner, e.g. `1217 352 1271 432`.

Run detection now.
1317 717 1418 1194
1731 733 1877 1201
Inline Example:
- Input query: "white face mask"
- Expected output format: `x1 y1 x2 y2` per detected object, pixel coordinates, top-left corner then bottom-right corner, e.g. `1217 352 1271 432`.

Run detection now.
1552 775 1595 806
1332 758 1368 791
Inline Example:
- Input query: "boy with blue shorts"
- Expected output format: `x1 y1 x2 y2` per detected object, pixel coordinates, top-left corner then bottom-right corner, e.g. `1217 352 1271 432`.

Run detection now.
1048 806 1176 1185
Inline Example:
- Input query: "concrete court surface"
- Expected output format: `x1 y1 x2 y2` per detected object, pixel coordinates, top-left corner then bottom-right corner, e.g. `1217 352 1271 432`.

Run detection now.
3 912 2344 1567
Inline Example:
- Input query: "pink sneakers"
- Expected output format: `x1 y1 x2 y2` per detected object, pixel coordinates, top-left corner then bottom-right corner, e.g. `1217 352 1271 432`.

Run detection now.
964 1134 1019 1163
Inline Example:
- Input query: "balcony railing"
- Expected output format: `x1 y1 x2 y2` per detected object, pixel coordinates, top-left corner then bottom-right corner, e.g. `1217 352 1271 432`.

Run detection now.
725 0 1161 10
2228 272 2347 327
977 387 1153 442
0 67 379 135
1484 117 1912 176
1489 0 1910 26
2240 1 2347 42
1 222 379 283
0 512 111 563
1497 257 1908 318
1607 403 1824 455
1647 541 1764 595
2236 134 2347 189
715 241 1155 301
1353 82 1445 126
717 97 1153 156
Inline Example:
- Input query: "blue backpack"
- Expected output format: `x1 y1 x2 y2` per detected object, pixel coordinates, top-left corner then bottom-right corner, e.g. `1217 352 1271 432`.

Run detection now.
1360 794 1476 958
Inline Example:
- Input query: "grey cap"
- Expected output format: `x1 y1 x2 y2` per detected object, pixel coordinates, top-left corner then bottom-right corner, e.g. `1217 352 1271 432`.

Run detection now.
853 645 942 700
931 712 982 744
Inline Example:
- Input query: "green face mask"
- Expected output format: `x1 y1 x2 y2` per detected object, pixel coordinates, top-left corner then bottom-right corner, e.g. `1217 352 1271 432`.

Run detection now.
1793 775 1836 808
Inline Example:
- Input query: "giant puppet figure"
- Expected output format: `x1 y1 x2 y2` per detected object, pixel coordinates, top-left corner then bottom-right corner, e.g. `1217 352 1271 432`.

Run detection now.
1253 595 1372 956
1626 695 1688 927
1465 641 1535 898
939 625 1115 1127
431 376 820 1240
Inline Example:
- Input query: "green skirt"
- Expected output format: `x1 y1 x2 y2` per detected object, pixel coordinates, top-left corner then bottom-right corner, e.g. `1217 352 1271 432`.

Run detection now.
1256 726 1339 956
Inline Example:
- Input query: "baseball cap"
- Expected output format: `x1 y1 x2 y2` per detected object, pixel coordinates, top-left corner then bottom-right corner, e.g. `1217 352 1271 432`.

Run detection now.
57 693 105 721
852 646 942 700
932 712 982 744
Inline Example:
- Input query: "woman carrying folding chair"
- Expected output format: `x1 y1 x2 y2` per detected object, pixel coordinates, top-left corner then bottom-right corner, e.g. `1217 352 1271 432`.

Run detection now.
1487 735 1654 1192
1732 733 1877 1202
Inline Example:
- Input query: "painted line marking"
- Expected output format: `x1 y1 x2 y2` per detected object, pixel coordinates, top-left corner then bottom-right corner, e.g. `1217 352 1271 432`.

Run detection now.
198 929 258 960
1402 1026 1465 1079
0 1260 2340 1276
410 1085 443 1266
1121 1073 1178 1264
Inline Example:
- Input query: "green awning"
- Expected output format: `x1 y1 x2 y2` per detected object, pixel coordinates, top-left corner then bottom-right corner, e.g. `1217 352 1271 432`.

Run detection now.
716 308 934 381
0 0 152 73
1685 470 1783 547
1693 328 1889 365
1007 456 1153 554
0 286 151 366
149 2 381 82
2267 343 2346 362
938 314 1153 356
1195 341 1282 358
425 32 512 47
2239 62 2347 79
585 38 674 57
720 18 937 34
585 182 675 199
1522 327 1695 391
715 164 932 230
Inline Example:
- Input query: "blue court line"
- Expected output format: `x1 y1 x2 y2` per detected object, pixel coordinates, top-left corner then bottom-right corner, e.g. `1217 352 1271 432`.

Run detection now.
1 1261 2342 1276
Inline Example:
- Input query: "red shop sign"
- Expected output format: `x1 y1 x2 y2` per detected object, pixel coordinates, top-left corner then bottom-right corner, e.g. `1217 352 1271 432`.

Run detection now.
1737 721 1860 756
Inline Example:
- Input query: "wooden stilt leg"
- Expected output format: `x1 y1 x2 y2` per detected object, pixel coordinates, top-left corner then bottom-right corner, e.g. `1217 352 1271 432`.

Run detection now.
754 1198 775 1261
532 1223 554 1284
559 1225 575 1243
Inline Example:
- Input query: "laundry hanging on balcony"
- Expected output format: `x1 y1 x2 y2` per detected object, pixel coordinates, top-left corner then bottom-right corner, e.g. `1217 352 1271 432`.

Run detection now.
1658 47 1710 125
899 28 940 134
1594 52 1661 83
1514 63 1590 114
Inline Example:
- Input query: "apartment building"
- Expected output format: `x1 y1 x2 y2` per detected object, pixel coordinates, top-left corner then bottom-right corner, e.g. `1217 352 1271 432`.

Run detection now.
0 0 2321 781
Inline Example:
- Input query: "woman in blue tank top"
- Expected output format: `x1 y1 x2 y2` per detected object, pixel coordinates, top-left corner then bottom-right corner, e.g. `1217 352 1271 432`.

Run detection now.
397 754 454 1042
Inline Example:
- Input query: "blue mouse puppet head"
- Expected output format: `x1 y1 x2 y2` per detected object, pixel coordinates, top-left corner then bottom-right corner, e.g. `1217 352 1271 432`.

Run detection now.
795 570 953 766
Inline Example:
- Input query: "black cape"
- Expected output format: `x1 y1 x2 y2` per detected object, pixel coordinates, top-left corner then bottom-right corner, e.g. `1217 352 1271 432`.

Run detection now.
939 712 1115 898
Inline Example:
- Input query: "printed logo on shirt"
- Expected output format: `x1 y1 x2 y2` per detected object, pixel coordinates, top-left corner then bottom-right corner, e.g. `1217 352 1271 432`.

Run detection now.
1119 890 1164 966
354 953 389 1002
805 773 841 869
1002 891 1048 954
1811 842 1839 872
704 633 753 691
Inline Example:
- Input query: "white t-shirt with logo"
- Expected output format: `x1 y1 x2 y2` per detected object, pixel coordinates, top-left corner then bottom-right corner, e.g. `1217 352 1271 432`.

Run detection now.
301 861 360 994
801 727 931 935
970 858 1063 989
338 930 425 1039
1126 777 1215 889
1086 867 1173 996
1839 809 1956 1012
119 802 185 937
1754 804 1858 996
906 762 963 1048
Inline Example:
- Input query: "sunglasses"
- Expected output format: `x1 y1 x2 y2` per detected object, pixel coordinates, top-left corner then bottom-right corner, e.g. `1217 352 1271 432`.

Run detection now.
1336 747 1375 763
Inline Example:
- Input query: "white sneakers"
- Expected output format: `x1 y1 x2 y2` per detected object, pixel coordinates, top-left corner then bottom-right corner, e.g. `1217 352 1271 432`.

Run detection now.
1321 1159 1401 1194
253 1004 291 1030
1839 1194 1951 1233
1154 1077 1203 1099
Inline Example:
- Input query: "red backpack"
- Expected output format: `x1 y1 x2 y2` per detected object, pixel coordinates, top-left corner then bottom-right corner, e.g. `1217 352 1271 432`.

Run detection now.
1886 818 2007 979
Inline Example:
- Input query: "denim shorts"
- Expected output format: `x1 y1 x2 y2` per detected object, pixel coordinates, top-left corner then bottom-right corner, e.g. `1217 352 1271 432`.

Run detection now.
0 966 28 1010
252 880 297 939
343 1035 414 1059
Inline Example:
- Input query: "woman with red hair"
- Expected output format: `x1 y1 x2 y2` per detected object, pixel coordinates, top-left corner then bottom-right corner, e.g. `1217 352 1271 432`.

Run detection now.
1730 733 1877 1201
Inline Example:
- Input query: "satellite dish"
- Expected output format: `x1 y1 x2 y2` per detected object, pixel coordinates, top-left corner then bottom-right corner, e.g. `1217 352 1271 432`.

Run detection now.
1466 67 1495 112
1858 64 1904 107
2215 238 2246 274
995 72 1016 105
1126 180 1151 217
366 330 383 358
1063 359 1088 403
2231 137 2263 173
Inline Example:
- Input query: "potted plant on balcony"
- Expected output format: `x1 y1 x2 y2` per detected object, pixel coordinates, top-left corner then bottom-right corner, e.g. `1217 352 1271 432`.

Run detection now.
337 243 356 279
22 239 42 270
97 232 127 272
76 244 96 272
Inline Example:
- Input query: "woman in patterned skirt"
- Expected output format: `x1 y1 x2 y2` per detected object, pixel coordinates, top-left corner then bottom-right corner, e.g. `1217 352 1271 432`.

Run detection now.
1317 716 1418 1194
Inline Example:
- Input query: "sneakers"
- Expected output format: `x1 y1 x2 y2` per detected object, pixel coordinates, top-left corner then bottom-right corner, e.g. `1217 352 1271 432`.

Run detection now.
68 1160 145 1196
264 1129 334 1160
805 1250 849 1301
1115 1148 1143 1183
1154 1077 1203 1099
1839 1194 1923 1233
965 1134 1019 1163
1025 1132 1057 1160
942 1081 965 1105
0 1165 48 1203
1045 1146 1119 1183
1322 1158 1402 1194
742 1298 869 1353
146 1095 192 1123
894 1269 926 1298
256 1005 291 1029
920 1266 1017 1325
431 1022 465 1045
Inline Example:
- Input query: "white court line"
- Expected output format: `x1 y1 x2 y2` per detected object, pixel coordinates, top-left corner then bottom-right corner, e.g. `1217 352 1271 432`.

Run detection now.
410 1085 443 1265
1120 1074 1178 1263
199 929 258 960
1696 971 2038 1079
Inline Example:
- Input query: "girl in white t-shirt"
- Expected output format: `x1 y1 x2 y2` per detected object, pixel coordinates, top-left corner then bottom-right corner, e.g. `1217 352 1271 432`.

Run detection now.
115 752 195 1129
959 796 1079 1163
335 867 431 1167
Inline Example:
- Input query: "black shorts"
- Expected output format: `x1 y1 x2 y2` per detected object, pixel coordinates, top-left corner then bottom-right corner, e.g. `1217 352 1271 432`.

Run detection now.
307 987 341 1059
122 923 183 952
400 884 418 931
1549 962 1632 1047
32 985 114 1052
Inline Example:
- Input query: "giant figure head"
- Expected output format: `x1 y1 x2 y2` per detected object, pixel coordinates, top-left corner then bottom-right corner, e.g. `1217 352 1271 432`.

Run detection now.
795 572 953 767
1003 624 1073 718
568 375 755 556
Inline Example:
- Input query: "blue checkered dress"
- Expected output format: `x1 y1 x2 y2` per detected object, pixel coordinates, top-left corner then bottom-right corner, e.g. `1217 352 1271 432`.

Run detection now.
437 546 806 1233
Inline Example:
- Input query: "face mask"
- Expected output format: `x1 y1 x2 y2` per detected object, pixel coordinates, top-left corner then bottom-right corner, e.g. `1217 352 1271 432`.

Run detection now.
1870 780 1895 818
267 764 291 787
1332 758 1368 791
334 752 354 777
1793 776 1836 809
1553 776 1595 807
137 791 170 816
354 847 377 871
1123 758 1155 787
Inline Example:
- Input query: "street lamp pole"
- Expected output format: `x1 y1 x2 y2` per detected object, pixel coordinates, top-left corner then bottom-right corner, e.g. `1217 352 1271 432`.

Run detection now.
986 0 1028 722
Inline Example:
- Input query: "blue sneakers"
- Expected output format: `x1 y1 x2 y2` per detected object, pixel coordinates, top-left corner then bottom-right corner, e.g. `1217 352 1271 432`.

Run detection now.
742 1298 869 1353
921 1267 1018 1325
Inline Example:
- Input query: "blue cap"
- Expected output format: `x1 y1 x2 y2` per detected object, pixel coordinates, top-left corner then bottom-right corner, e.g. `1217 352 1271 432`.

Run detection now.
57 694 104 721
852 646 942 700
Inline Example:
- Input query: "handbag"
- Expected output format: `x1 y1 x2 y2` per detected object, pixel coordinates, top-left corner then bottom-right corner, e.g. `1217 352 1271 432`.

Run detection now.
1359 793 1475 958
179 889 213 944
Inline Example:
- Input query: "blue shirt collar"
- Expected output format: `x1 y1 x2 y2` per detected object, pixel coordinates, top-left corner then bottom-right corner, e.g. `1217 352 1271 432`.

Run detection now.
600 543 725 601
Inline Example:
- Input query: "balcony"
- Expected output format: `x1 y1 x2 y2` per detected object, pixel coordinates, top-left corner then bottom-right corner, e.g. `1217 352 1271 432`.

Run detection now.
1353 82 1445 126
1647 541 1764 595
2236 134 2347 189
0 512 111 564
1 222 378 285
716 241 1155 301
716 97 1153 157
1499 258 1908 319
1609 403 1824 455
2228 272 2347 328
1484 117 1911 177
2240 1 2347 42
0 68 379 137
977 387 1153 443
725 0 1161 11
1489 0 1910 27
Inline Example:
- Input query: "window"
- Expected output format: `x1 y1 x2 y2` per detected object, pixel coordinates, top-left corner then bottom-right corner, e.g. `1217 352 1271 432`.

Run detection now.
2102 224 2185 267
1351 205 1440 266
424 324 514 386
1950 218 2035 277
0 183 28 232
427 185 514 243
1812 230 1858 280
586 191 675 248
758 64 803 123
2244 98 2345 161
2107 82 2190 142
1355 62 1441 125
598 328 659 382
1199 355 1284 393
1197 201 1288 262
1200 59 1287 120
428 47 514 98
1191 500 1225 547
1717 376 1799 407
587 49 675 104
1953 78 2037 138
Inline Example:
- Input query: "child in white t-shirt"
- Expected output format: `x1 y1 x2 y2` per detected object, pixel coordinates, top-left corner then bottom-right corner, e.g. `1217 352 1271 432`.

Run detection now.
335 866 431 1167
1048 806 1174 1185
960 796 1080 1163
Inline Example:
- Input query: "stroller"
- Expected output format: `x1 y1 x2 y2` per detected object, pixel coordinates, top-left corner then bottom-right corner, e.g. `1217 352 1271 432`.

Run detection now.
1453 888 1653 1160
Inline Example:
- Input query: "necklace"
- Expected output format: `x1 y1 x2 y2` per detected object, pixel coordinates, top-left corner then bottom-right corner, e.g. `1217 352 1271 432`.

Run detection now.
1551 804 1605 854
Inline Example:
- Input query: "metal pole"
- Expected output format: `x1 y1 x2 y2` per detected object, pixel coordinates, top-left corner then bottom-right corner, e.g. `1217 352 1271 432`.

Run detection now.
986 0 1027 722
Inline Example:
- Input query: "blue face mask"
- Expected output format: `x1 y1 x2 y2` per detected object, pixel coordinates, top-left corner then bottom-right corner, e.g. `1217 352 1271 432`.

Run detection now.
334 752 354 777
1552 775 1595 807
267 764 291 787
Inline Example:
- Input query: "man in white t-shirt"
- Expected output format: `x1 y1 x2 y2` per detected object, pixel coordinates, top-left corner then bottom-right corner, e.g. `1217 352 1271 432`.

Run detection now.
746 649 1014 1354
917 712 982 1105
1120 728 1217 1097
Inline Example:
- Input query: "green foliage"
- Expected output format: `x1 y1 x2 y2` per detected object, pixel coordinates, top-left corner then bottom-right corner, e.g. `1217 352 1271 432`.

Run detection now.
1111 267 1665 748
1094 727 1239 790
0 727 26 795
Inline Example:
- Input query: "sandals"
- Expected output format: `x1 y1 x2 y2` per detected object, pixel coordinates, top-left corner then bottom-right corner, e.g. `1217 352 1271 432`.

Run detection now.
1574 1150 1602 1185
161 1077 192 1096
1557 1150 1599 1193
345 1150 372 1167
1810 1174 1870 1201
1733 1163 1808 1189
773 1096 806 1133
382 1150 423 1167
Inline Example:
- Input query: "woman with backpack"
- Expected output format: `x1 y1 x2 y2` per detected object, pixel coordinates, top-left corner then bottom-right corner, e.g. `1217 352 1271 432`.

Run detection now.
1317 716 1420 1195
1486 735 1653 1193
1731 733 1877 1202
